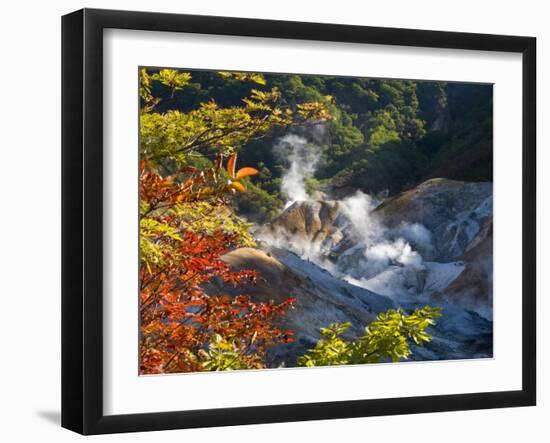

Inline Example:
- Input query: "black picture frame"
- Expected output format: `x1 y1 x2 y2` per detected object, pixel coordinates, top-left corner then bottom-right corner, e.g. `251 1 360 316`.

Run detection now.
62 8 537 435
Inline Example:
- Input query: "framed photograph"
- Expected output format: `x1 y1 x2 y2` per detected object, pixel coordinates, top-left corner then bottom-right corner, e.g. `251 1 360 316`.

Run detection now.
62 8 536 435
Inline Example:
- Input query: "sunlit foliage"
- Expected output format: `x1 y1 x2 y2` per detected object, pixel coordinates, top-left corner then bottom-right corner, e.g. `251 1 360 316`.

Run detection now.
139 68 331 374
298 306 442 367
139 159 296 373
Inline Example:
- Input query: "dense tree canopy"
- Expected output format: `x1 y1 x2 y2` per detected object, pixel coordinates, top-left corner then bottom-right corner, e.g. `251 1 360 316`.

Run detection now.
148 69 492 222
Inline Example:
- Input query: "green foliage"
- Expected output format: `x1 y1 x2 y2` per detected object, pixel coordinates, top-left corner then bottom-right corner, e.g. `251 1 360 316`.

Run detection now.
218 71 267 85
232 178 283 223
139 218 181 272
298 306 443 367
140 69 330 167
151 69 192 93
200 334 252 371
369 125 401 148
140 93 289 163
297 322 353 367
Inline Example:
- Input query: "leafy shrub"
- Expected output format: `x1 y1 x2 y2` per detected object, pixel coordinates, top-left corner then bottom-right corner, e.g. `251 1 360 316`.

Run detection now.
298 306 442 367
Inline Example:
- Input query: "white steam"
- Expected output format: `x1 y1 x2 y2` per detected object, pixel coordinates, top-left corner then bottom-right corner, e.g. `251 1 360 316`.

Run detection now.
339 191 384 244
263 137 462 301
335 192 429 297
273 135 321 207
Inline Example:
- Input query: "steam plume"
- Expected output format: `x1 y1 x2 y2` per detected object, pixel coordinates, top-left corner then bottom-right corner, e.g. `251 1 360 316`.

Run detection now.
273 135 321 207
263 137 456 300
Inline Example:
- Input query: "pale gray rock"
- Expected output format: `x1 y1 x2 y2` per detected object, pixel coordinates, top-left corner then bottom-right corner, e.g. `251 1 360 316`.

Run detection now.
375 178 492 261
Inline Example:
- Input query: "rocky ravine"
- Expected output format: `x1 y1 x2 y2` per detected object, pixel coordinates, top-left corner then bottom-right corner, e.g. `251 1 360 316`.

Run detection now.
215 178 493 366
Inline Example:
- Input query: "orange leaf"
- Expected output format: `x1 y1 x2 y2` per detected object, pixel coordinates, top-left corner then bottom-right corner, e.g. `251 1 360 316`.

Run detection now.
235 167 259 180
230 181 246 192
227 153 237 178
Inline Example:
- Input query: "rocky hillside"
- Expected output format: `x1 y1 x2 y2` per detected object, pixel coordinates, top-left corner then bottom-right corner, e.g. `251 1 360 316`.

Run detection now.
375 178 493 261
219 246 492 366
374 178 493 316
220 246 393 366
211 178 494 365
257 179 492 309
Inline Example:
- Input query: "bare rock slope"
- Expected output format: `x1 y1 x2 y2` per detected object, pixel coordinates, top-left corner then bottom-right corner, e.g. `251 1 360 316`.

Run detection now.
221 246 393 365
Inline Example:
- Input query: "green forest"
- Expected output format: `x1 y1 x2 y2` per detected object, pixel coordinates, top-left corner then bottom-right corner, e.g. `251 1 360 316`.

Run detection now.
146 69 492 222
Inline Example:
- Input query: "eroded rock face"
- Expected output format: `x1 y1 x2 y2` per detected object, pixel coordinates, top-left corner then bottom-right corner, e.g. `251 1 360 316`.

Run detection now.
373 178 493 317
375 178 493 262
257 180 493 315
433 218 493 319
257 200 347 255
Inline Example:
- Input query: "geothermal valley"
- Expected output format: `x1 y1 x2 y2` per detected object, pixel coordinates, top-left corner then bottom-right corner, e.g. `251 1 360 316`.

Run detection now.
217 135 494 367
